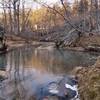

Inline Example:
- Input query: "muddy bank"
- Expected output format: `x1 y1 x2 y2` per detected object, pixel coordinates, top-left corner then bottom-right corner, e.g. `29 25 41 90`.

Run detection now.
78 36 100 47
5 35 100 52
6 39 55 52
73 57 100 100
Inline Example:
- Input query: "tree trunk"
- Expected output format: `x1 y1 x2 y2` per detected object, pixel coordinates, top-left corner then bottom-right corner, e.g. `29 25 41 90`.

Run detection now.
8 0 13 33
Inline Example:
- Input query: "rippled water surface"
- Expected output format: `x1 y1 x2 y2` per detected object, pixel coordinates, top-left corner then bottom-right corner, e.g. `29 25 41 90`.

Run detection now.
0 45 99 100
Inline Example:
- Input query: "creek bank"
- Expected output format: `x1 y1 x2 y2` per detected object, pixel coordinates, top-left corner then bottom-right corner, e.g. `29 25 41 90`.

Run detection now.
0 70 8 83
6 40 100 53
72 57 100 100
5 34 100 53
5 39 55 53
58 35 100 52
36 35 100 52
63 45 100 52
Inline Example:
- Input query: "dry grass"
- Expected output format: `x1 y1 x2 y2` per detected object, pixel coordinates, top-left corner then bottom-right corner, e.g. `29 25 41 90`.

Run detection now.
75 57 100 100
79 35 100 47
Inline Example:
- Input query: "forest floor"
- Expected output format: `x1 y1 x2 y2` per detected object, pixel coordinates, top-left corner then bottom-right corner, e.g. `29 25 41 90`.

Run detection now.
78 35 100 46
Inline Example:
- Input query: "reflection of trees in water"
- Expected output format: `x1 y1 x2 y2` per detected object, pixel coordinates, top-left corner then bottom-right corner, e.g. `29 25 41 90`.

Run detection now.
0 54 7 71
5 47 67 99
33 48 99 74
33 49 75 74
7 46 99 77
8 46 34 75
12 46 37 100
0 46 36 100
33 49 71 74
0 46 98 100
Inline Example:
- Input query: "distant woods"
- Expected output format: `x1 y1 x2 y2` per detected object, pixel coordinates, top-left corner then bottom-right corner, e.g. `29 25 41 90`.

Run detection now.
0 0 32 35
0 0 100 38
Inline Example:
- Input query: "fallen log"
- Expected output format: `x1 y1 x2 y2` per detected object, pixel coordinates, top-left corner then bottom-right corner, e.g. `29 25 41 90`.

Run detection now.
84 46 100 52
55 29 82 47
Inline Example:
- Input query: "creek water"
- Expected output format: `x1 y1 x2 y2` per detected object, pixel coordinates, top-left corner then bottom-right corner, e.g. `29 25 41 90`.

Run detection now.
0 45 99 100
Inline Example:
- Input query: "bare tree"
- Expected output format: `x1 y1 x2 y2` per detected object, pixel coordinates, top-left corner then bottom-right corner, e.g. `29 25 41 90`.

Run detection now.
12 0 20 34
21 0 25 32
2 0 7 31
8 0 13 33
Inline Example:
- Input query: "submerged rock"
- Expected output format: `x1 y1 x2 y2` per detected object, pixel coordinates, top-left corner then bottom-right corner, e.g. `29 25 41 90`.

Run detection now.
0 71 7 82
0 75 5 82
36 76 79 100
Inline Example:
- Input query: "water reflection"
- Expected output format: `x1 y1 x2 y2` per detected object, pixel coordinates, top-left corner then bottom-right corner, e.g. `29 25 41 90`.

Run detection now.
0 45 99 100
0 54 7 71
